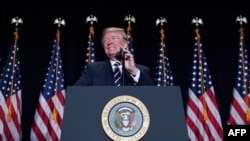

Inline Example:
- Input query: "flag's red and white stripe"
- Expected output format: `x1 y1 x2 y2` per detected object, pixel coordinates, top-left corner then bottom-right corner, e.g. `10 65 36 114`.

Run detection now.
228 88 250 124
30 90 65 141
186 88 224 141
0 90 22 141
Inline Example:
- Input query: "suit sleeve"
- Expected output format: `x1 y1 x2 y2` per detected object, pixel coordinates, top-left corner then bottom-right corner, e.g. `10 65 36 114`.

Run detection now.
135 65 156 86
74 65 93 86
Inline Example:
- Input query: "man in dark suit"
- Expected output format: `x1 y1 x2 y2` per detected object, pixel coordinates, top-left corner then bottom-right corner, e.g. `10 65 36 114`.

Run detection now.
74 27 155 86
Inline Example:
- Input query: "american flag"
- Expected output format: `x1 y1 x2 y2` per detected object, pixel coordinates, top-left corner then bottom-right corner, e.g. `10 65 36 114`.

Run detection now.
185 29 224 141
228 27 250 125
30 30 66 141
155 28 174 86
126 27 134 55
84 26 96 68
0 28 22 141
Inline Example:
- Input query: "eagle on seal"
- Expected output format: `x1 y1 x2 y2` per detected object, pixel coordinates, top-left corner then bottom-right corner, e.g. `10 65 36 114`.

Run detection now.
116 108 135 130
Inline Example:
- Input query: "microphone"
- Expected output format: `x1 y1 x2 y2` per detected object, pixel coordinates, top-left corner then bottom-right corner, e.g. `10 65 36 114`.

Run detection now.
115 48 124 61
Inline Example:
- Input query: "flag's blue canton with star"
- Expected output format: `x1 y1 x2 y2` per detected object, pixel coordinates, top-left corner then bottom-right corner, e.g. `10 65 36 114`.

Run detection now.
84 32 95 69
235 37 250 97
155 37 174 86
0 42 21 97
43 39 65 99
189 38 212 93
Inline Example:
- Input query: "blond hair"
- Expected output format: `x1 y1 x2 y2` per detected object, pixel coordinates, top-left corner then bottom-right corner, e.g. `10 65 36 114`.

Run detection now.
101 27 128 42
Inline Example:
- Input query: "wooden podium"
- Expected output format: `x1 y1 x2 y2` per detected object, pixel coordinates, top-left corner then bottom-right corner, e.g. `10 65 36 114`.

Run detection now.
61 86 188 140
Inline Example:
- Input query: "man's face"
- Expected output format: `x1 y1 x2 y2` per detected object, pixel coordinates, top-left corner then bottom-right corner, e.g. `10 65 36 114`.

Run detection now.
102 31 127 60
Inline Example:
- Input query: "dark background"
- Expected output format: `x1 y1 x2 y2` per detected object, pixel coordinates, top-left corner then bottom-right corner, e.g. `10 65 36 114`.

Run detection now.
0 0 250 140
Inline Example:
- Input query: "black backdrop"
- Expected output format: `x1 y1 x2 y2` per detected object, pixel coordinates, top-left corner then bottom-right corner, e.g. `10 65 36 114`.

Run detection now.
0 0 250 140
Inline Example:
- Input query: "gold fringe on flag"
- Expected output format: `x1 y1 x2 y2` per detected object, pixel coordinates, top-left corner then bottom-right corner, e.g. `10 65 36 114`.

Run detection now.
203 104 208 120
126 26 132 41
195 28 201 40
160 28 165 39
52 106 57 123
246 108 250 121
56 29 60 41
89 26 95 35
7 105 12 122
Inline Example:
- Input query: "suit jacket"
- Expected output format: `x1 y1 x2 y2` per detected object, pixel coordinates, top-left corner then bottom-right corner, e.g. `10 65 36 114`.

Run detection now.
74 60 155 86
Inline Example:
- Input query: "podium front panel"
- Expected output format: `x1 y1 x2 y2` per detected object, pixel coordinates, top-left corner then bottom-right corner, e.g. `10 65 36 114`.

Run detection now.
61 86 188 140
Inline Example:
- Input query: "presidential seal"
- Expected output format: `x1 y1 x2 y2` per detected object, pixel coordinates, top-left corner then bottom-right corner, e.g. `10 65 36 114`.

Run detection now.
101 95 150 141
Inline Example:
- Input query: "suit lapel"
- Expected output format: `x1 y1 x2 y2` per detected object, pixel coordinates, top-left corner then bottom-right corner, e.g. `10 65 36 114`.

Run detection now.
103 60 115 85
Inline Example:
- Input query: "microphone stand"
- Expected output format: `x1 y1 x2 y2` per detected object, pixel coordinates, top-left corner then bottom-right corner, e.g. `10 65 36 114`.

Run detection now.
121 54 125 86
115 48 125 86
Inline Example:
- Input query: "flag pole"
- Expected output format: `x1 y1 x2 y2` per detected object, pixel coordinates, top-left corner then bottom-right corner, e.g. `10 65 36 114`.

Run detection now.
124 14 135 39
156 16 167 86
7 16 23 122
124 14 135 55
191 17 208 120
86 15 97 65
236 15 250 121
52 17 65 123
